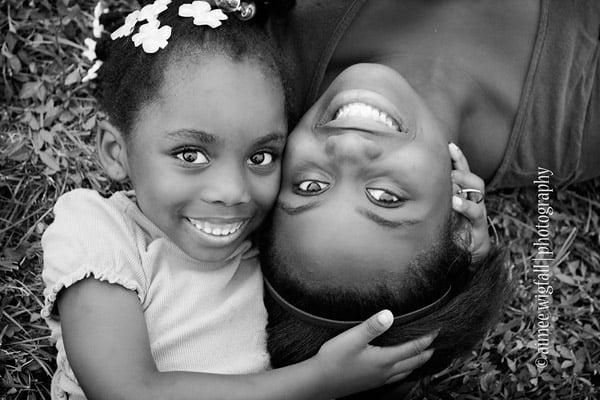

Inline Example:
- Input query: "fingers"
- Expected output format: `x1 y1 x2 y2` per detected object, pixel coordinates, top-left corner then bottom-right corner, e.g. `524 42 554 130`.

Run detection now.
449 142 470 172
449 142 491 261
385 349 435 384
451 170 485 194
344 310 395 346
381 330 438 362
450 144 485 204
452 195 486 227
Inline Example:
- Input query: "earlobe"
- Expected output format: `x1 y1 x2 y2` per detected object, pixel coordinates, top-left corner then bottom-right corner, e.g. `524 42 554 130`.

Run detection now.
97 123 129 181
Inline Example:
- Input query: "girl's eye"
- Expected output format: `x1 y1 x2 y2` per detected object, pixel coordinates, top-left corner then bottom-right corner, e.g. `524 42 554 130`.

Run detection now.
366 188 403 207
295 180 330 195
176 150 209 165
247 152 274 166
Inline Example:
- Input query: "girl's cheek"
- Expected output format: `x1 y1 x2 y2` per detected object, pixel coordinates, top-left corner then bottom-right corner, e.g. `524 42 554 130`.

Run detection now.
250 174 281 213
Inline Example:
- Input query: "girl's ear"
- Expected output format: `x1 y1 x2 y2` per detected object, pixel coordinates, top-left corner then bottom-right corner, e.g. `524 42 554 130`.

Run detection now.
97 123 129 181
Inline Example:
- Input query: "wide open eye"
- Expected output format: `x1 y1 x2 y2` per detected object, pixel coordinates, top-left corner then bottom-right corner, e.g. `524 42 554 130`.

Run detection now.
366 188 403 207
247 152 274 166
176 150 209 165
294 180 330 195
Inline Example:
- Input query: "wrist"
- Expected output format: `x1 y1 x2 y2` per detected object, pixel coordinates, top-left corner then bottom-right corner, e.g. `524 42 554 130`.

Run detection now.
308 352 339 398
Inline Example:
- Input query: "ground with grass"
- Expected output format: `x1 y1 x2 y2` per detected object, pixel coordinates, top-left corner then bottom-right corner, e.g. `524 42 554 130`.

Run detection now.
1 1 599 399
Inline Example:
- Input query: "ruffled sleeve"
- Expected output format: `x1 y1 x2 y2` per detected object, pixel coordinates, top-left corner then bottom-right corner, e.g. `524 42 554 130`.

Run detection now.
41 189 148 319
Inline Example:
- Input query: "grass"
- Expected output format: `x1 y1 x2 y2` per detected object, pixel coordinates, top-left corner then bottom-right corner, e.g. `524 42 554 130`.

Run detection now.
1 1 599 399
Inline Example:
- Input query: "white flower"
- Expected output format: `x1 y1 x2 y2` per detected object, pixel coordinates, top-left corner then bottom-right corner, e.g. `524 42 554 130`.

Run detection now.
93 19 104 38
92 1 108 38
111 10 141 40
132 20 172 54
139 0 171 22
82 38 97 61
179 1 228 28
82 60 103 82
93 1 108 19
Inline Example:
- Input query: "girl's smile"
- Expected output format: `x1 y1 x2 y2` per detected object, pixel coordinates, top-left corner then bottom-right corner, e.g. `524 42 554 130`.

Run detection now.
119 55 287 262
185 217 249 245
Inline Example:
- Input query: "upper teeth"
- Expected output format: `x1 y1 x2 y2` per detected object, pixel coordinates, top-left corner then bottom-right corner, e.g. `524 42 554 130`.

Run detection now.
334 102 400 130
188 219 245 236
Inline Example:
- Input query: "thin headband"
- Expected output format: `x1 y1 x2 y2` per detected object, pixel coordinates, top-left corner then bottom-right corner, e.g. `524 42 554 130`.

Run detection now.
264 278 453 329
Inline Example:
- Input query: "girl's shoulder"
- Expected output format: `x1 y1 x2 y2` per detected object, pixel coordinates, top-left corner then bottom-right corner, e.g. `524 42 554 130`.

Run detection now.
41 188 149 319
50 188 141 236
53 188 130 216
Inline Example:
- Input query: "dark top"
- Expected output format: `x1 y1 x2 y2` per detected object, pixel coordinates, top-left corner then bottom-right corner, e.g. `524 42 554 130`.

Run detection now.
271 0 600 190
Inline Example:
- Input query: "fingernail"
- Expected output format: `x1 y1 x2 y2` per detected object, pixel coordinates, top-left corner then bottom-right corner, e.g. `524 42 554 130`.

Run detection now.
377 310 393 325
449 142 459 153
424 330 439 340
452 195 462 208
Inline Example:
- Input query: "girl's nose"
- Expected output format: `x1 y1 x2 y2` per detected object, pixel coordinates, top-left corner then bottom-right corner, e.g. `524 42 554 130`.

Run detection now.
324 131 383 163
201 166 251 206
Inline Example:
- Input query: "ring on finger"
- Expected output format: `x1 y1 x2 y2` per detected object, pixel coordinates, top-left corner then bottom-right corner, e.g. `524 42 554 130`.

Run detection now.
456 188 484 204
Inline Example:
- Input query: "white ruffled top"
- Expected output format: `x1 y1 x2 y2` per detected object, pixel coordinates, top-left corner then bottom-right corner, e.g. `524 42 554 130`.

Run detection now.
41 189 269 400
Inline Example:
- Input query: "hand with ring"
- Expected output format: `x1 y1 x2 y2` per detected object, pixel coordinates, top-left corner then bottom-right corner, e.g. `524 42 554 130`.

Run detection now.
448 143 491 263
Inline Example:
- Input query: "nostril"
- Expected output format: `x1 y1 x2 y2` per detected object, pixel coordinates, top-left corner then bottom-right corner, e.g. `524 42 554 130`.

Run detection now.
202 180 251 206
325 133 382 160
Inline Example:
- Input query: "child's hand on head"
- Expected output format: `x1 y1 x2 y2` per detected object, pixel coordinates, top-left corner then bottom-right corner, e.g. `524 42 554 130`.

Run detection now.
312 310 437 397
449 143 491 263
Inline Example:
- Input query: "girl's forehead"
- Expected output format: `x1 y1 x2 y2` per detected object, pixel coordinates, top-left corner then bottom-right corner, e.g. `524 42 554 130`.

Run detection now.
160 55 281 103
131 55 286 145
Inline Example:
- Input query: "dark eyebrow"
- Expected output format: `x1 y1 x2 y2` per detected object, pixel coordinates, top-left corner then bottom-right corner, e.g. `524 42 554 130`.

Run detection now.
254 132 287 147
276 200 321 215
166 129 218 144
356 207 420 229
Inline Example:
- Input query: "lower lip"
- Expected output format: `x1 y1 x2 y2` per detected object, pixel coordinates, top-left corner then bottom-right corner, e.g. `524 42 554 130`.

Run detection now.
185 218 249 247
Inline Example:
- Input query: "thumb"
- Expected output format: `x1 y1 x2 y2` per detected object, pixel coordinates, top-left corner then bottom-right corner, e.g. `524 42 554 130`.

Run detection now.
345 310 394 346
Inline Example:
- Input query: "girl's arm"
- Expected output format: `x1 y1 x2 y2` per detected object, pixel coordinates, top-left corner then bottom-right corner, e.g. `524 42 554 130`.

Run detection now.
59 278 436 400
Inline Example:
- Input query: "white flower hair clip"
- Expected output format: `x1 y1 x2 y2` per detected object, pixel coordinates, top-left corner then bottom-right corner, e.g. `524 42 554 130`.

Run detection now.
110 10 141 39
82 38 97 61
179 1 228 28
82 60 103 83
93 1 109 38
111 0 173 40
81 0 107 82
132 19 172 54
82 0 257 69
139 0 172 21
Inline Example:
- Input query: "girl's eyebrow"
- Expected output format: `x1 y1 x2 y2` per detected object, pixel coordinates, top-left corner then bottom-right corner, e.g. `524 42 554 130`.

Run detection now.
254 132 287 147
166 129 218 144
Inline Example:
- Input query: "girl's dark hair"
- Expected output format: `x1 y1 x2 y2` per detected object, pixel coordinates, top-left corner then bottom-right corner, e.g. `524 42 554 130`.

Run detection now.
93 0 294 136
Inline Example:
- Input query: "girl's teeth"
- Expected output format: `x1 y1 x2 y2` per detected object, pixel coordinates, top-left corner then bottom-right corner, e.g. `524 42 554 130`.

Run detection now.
333 102 400 130
188 219 244 236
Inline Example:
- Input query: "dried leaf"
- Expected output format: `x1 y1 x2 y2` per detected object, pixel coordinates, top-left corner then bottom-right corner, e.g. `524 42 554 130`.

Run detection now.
64 69 80 86
38 150 60 171
18 81 42 99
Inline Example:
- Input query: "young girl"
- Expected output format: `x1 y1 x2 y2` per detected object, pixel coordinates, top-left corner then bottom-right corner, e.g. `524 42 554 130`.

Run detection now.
41 1 438 399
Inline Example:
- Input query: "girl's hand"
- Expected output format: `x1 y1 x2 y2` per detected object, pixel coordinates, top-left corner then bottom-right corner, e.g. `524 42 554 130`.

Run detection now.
313 310 437 397
449 143 491 262
59 280 432 400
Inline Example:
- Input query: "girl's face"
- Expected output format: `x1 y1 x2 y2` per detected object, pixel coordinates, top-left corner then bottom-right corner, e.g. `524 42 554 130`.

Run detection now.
124 55 287 262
